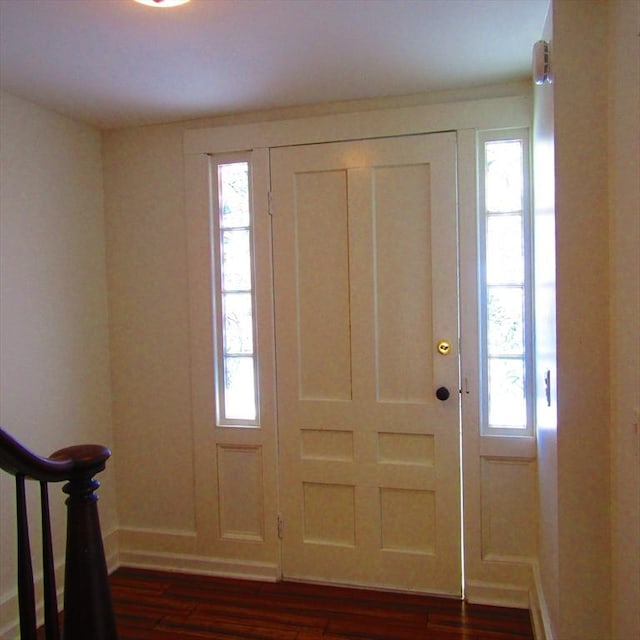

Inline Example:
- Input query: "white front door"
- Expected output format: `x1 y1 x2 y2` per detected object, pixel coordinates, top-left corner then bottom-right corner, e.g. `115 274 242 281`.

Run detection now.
271 133 461 596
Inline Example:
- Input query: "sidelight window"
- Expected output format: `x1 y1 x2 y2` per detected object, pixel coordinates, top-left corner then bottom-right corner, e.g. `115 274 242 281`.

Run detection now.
212 160 258 425
478 130 533 436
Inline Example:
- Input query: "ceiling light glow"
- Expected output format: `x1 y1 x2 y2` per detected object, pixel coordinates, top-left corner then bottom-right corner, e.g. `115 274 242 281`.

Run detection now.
134 0 191 7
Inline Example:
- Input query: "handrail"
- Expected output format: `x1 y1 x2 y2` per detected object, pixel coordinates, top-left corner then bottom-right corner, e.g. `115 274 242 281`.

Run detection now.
0 428 74 481
0 427 118 640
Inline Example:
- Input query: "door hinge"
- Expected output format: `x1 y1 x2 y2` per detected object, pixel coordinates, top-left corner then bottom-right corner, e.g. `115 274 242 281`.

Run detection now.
268 191 273 216
277 515 284 539
544 369 552 407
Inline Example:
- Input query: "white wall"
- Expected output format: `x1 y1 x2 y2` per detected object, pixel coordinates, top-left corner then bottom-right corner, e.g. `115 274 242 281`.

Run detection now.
554 0 611 636
1 2 637 632
0 91 117 637
103 89 538 585
102 124 197 540
532 2 559 633
533 0 634 637
534 2 640 637
608 0 640 637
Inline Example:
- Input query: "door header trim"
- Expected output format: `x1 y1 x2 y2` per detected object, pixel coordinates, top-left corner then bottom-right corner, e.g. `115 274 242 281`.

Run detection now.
184 95 531 156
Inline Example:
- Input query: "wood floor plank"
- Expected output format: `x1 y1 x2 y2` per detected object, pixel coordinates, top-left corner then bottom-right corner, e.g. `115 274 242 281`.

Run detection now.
105 567 535 639
157 615 301 639
428 605 533 639
190 600 329 631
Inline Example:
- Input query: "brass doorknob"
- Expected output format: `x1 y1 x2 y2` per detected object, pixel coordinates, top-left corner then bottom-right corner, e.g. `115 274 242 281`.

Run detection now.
437 340 451 356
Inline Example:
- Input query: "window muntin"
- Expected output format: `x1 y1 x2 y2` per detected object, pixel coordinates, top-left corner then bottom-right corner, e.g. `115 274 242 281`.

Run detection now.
213 160 259 425
479 131 533 436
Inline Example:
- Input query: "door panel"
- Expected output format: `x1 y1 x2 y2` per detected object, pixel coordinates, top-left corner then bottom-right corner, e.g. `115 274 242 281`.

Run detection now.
295 169 352 400
373 162 433 402
271 133 461 595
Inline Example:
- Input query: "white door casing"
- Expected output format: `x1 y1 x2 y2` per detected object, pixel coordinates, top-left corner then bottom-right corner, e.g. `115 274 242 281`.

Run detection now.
183 96 534 602
271 133 462 596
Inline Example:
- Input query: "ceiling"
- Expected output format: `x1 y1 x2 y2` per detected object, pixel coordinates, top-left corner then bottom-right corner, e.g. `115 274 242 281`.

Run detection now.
0 0 549 130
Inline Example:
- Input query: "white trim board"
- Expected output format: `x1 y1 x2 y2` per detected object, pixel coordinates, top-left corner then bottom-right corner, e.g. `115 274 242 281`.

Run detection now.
465 579 530 610
529 561 555 640
184 95 531 155
117 549 279 582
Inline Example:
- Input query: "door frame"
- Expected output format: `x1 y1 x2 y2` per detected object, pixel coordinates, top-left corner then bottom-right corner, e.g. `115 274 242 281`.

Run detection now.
183 93 534 599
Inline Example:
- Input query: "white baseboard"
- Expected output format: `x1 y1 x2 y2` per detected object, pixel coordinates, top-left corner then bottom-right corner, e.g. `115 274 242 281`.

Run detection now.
0 598 20 640
465 579 530 609
116 548 280 582
529 561 555 640
103 526 120 573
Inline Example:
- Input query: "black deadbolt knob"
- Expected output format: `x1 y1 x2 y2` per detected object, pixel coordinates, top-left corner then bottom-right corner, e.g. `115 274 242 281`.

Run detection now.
436 386 450 401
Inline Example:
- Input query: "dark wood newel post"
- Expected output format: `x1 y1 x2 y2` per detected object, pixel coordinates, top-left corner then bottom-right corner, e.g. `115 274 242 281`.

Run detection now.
51 444 119 640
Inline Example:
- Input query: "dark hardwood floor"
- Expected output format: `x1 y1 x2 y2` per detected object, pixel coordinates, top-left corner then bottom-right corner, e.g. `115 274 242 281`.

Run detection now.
109 567 534 640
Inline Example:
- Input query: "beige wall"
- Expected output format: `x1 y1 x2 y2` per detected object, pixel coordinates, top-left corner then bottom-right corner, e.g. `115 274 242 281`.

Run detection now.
103 91 541 587
533 0 640 637
534 2 639 637
0 91 117 637
608 0 640 637
102 124 197 536
554 0 611 637
2 1 637 633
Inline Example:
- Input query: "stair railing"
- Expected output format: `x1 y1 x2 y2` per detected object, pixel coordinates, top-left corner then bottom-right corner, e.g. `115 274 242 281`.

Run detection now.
0 427 118 640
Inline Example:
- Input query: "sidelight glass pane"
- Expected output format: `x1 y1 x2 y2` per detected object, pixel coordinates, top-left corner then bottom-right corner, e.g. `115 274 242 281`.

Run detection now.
219 163 250 228
487 287 525 355
488 358 526 428
223 357 256 421
222 229 252 290
223 293 253 354
486 215 524 284
485 140 523 213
